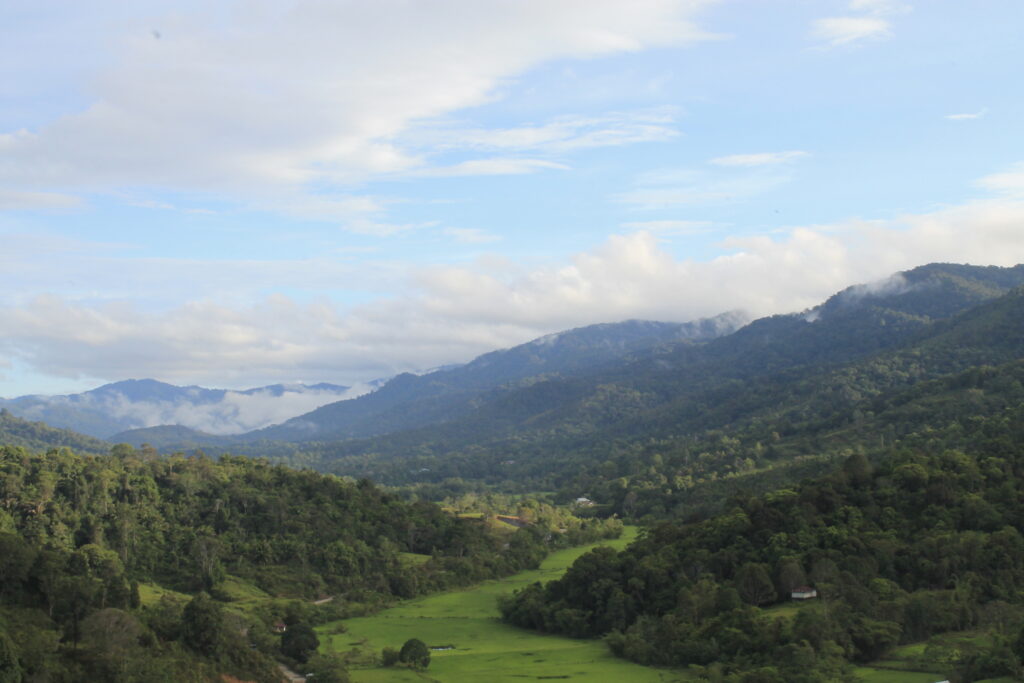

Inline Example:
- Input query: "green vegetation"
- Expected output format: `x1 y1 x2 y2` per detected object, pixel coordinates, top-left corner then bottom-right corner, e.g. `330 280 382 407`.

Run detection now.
0 445 609 681
502 401 1024 680
6 264 1024 681
321 527 686 682
0 410 108 454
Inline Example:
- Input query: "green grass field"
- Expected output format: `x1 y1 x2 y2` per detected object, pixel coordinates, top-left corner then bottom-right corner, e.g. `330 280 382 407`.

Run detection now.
320 526 691 682
854 629 1004 682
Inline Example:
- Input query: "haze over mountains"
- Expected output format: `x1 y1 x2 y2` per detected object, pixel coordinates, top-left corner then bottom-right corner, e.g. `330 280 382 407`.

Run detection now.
0 379 364 438
102 311 748 448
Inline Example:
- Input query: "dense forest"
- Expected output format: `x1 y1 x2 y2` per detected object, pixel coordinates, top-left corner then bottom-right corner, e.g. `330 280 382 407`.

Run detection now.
291 267 1024 511
0 444 618 681
500 399 1024 681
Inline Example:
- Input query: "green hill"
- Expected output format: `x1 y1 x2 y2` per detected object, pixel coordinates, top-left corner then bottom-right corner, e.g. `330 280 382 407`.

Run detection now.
0 409 110 453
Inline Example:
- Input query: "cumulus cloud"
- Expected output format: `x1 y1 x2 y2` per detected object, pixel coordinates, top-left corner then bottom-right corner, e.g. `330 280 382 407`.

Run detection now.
0 1 717 210
3 192 1024 389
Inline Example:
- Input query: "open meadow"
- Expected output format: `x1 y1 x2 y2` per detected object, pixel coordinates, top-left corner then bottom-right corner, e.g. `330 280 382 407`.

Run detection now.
320 526 690 682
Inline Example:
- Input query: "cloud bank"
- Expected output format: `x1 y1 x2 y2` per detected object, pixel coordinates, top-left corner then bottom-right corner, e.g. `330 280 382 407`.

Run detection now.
2 192 1023 389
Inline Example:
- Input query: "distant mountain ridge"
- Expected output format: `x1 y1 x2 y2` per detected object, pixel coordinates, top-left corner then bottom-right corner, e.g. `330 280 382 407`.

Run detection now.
240 311 750 443
256 262 1024 482
0 379 358 439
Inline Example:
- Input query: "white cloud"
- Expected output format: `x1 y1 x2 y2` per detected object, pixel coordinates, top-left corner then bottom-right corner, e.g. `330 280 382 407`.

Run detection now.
412 158 570 178
52 385 363 435
0 2 717 209
946 108 988 121
343 218 439 237
619 220 715 235
811 0 909 47
414 109 680 156
848 0 911 16
975 163 1024 197
4 191 1024 389
0 189 83 210
443 227 502 244
811 17 892 46
710 151 810 167
615 168 792 209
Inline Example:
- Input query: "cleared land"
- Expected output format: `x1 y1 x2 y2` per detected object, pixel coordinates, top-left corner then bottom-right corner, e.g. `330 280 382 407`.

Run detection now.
320 526 690 682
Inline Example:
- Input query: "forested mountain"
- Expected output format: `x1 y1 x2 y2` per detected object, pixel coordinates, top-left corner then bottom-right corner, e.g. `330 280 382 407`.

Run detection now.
264 263 1024 487
116 312 746 450
0 379 354 439
118 264 1024 463
247 312 747 443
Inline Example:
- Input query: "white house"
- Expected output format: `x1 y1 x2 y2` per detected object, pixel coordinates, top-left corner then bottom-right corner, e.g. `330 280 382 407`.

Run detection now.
791 586 818 600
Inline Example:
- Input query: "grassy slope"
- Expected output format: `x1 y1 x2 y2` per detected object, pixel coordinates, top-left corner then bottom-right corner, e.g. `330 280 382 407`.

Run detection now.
853 630 1015 682
322 526 690 682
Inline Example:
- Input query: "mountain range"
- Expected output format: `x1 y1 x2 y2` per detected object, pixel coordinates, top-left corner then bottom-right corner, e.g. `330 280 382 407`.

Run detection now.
5 263 1023 493
0 379 359 439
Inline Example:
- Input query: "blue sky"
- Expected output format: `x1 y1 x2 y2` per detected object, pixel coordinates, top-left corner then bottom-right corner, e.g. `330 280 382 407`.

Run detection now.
2 0 1023 396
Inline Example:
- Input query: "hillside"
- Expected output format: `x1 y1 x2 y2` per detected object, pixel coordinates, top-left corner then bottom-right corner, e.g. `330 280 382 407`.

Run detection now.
500 393 1024 680
265 263 1024 488
0 409 110 454
0 444 614 681
116 312 747 449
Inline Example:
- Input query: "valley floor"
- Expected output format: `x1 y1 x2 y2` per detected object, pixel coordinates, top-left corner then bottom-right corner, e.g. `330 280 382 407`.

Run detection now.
319 526 690 682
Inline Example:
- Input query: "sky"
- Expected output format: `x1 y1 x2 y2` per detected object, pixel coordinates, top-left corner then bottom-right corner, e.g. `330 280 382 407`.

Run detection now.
2 0 1024 397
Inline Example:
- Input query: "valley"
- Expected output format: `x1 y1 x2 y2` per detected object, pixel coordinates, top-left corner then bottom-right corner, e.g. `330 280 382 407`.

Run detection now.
4 264 1024 681
321 526 685 683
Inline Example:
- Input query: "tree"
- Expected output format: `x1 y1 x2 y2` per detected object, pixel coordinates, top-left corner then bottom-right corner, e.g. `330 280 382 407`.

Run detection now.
181 593 225 658
305 654 349 683
281 622 319 664
381 647 400 666
399 638 430 669
735 563 775 606
0 627 23 683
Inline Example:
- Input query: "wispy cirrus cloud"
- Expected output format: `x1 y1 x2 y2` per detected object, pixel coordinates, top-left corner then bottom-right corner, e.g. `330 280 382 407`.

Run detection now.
946 108 988 121
410 158 570 178
619 220 715 235
811 0 910 47
710 150 810 167
615 166 793 210
414 108 680 155
0 189 83 210
811 16 891 46
442 227 502 244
